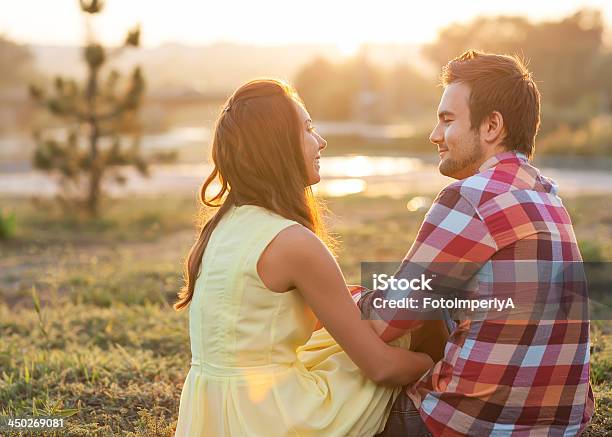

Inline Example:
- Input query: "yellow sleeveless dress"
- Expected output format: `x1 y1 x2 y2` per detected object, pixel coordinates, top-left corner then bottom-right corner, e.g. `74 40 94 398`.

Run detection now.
175 205 410 436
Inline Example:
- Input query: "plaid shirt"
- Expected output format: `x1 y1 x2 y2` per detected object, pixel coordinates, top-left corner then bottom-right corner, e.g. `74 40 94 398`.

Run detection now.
362 151 594 436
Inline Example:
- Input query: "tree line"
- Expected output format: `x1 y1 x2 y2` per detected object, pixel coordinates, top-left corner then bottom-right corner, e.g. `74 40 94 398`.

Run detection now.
295 9 612 139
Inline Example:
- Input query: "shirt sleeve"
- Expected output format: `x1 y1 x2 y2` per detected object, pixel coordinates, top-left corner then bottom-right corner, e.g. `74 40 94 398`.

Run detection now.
359 186 498 331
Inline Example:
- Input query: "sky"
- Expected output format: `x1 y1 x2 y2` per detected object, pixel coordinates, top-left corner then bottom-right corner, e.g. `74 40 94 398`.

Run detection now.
1 0 611 53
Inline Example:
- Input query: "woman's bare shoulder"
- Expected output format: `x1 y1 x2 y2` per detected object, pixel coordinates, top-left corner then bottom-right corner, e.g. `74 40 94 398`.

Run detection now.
271 224 326 259
258 223 332 292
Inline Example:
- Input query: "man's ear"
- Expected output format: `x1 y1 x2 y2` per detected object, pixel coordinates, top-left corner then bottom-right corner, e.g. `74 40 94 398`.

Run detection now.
480 111 505 145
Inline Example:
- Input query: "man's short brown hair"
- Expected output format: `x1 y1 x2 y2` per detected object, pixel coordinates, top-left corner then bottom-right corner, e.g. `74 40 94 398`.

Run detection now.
441 50 541 158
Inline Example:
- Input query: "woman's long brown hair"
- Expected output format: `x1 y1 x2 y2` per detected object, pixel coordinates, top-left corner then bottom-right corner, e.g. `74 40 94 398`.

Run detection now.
174 79 329 311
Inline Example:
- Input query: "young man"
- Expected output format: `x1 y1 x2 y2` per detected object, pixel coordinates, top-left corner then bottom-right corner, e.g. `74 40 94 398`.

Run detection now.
362 50 594 436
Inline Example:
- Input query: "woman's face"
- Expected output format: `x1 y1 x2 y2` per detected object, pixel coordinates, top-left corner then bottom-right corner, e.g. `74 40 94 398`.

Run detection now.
294 102 327 185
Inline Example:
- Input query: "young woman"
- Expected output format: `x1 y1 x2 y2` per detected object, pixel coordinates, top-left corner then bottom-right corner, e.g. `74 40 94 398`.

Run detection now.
174 79 434 436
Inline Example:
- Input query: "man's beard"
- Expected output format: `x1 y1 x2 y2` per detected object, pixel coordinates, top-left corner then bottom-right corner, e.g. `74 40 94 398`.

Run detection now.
439 132 483 179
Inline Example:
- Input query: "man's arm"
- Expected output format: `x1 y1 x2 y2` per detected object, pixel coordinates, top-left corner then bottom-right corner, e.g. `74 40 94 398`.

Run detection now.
359 187 498 340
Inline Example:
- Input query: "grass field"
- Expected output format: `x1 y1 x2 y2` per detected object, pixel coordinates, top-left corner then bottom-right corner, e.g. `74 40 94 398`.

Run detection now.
0 193 610 435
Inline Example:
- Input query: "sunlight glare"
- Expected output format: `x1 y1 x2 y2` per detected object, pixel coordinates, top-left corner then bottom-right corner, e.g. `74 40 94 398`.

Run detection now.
313 179 367 197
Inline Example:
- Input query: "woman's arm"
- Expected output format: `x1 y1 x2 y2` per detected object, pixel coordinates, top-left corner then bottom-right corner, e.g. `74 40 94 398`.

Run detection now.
266 225 433 386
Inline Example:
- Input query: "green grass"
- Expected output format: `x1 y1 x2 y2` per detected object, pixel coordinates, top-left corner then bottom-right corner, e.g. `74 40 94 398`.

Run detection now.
0 194 611 435
0 208 16 240
0 302 188 436
0 196 197 245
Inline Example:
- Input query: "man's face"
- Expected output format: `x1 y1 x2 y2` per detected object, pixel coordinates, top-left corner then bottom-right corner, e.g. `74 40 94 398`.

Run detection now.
429 82 484 180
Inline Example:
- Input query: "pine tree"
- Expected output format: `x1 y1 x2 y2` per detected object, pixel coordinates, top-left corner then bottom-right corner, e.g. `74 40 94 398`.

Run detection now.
30 0 148 216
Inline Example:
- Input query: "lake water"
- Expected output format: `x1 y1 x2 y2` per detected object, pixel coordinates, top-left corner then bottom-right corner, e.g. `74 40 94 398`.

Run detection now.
1 155 611 202
1 127 611 199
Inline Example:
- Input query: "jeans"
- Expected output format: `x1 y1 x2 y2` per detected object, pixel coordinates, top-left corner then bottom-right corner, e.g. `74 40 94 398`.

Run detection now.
375 390 432 437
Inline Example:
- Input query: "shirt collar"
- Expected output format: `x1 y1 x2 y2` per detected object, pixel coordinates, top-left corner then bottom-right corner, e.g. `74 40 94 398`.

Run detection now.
478 150 528 173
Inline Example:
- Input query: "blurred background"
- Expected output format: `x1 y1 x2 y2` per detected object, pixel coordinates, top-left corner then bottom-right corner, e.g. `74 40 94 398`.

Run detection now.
0 1 610 435
1 0 612 200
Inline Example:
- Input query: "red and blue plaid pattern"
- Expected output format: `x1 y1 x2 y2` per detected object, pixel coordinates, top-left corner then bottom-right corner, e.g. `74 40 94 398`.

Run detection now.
365 152 594 435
